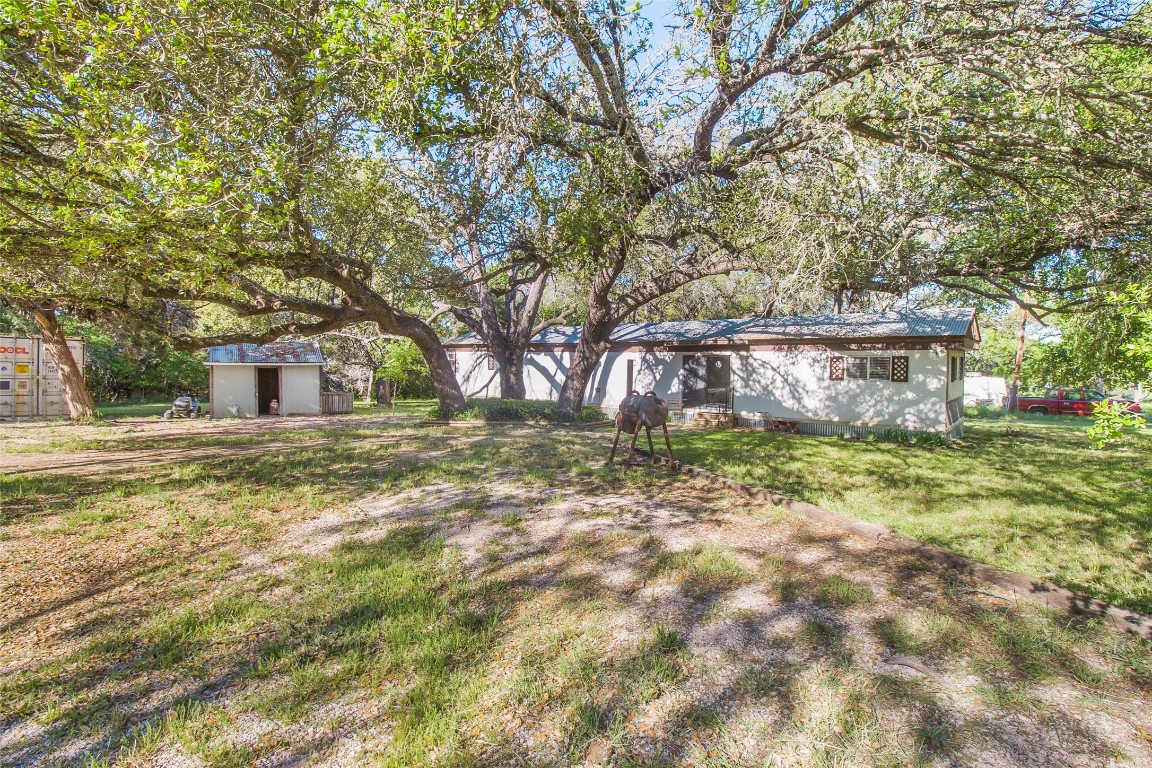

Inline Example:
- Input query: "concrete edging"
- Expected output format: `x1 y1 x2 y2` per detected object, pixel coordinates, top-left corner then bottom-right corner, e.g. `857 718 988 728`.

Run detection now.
655 457 1152 640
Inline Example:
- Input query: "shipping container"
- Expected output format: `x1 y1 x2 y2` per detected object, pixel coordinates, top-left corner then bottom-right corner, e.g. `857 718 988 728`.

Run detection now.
0 336 86 419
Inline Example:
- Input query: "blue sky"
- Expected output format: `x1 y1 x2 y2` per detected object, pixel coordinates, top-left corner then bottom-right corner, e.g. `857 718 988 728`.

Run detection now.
640 0 680 49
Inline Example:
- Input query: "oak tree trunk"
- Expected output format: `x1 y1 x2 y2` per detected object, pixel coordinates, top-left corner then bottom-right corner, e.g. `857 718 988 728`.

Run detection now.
557 304 615 416
389 314 466 413
30 307 96 420
375 376 392 406
380 375 398 405
556 334 611 416
454 268 553 400
498 354 527 399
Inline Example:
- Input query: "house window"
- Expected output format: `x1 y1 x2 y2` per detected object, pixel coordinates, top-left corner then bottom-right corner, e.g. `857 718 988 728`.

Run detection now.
446 350 458 373
486 355 494 370
868 356 891 380
949 354 964 382
846 356 869 380
834 354 904 382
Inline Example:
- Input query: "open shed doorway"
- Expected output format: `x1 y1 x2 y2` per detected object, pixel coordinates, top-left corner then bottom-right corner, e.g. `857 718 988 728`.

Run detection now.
256 367 281 415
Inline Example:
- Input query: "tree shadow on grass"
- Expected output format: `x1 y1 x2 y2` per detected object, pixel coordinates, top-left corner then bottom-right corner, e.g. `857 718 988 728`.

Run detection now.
671 423 1152 614
3 430 1150 767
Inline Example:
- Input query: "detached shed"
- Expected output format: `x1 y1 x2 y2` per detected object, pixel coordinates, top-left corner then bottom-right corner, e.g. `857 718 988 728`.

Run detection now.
207 342 323 418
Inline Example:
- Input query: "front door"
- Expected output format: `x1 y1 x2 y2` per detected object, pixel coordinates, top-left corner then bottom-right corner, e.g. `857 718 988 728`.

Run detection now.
256 367 280 415
682 354 731 409
705 354 731 408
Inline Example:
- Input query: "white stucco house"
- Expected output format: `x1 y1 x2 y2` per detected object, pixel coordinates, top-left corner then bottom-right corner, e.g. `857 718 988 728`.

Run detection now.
206 342 324 419
445 308 979 436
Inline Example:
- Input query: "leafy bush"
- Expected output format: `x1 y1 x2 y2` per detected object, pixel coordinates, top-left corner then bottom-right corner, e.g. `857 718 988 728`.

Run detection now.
912 431 952 448
1087 399 1146 449
843 428 951 447
433 398 606 423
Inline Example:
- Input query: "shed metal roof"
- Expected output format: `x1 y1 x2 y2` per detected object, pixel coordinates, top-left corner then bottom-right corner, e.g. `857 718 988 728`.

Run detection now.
207 341 325 365
445 308 977 347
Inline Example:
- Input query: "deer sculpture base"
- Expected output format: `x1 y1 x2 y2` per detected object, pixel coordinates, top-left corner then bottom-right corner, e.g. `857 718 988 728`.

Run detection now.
609 391 676 470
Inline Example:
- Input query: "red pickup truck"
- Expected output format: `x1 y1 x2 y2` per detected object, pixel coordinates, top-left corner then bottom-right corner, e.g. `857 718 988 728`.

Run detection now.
1014 388 1143 416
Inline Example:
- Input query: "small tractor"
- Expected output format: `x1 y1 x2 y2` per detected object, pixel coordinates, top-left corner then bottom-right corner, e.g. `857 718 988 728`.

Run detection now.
163 392 202 419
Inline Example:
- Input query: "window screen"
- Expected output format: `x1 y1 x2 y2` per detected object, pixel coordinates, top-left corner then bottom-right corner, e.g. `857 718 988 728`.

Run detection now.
846 356 868 380
868 357 891 380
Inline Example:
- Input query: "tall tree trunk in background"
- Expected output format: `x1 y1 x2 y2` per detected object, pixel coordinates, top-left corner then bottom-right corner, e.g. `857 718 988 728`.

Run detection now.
449 234 557 399
28 306 96 420
498 354 526 399
1008 309 1028 411
557 330 612 416
375 376 392 406
452 266 562 400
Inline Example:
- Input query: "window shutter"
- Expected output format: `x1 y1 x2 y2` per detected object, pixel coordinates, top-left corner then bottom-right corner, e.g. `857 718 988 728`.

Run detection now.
892 356 909 382
829 355 845 381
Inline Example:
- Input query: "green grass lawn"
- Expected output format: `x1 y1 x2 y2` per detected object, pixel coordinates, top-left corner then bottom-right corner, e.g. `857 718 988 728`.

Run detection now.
672 416 1152 614
95 398 174 418
93 398 436 420
2 420 1150 767
351 398 438 418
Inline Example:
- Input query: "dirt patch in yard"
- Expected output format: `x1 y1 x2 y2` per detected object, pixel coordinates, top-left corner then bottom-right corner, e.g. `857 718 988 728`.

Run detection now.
1 423 1150 768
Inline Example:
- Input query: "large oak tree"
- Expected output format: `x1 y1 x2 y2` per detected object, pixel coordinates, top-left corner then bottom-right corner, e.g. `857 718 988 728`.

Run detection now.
411 0 1152 413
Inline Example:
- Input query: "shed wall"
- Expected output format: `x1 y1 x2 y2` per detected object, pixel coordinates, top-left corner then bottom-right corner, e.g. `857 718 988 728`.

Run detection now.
211 365 256 418
282 366 321 415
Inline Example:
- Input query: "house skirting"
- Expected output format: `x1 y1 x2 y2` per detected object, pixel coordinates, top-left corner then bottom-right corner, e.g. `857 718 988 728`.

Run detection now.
600 405 963 438
735 413 964 439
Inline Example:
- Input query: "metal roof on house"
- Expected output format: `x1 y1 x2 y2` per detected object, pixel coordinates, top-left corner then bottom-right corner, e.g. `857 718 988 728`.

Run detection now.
206 341 325 365
445 308 977 347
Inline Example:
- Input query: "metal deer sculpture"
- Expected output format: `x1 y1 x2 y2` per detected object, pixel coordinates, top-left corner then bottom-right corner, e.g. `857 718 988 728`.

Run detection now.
609 391 675 469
